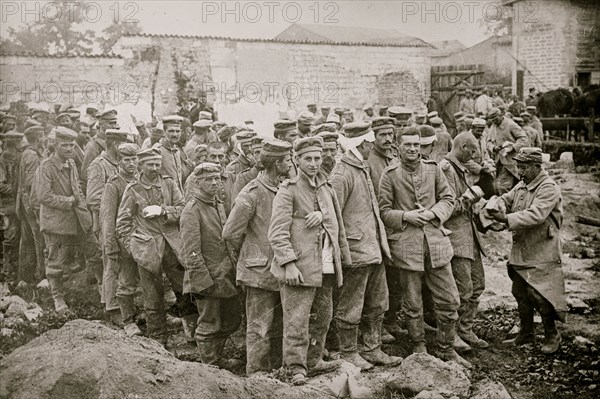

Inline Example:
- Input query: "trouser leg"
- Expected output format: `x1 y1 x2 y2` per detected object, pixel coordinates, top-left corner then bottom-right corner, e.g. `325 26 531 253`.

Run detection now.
85 230 103 289
18 216 36 283
361 264 389 353
195 294 241 364
281 284 316 375
336 267 370 354
399 268 425 344
103 254 121 311
3 214 19 278
508 265 535 335
138 265 167 343
245 287 281 375
307 275 334 369
451 256 474 337
496 167 517 195
116 255 140 325
384 263 402 327
161 243 197 318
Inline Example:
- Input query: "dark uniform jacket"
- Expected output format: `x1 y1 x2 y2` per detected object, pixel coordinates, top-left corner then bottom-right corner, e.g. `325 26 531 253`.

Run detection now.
366 145 398 197
378 157 454 271
100 170 137 257
86 151 119 233
16 145 42 218
116 175 185 274
180 190 237 297
81 135 106 186
153 138 191 191
223 173 280 291
231 166 259 200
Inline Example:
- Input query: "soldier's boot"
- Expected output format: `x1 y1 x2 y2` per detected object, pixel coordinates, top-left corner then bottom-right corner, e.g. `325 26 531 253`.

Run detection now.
434 321 472 369
181 314 198 343
337 325 374 371
48 276 69 315
540 316 561 354
406 318 428 354
196 339 220 366
503 304 535 346
458 302 488 349
453 335 472 352
214 337 244 370
118 296 141 336
360 318 402 367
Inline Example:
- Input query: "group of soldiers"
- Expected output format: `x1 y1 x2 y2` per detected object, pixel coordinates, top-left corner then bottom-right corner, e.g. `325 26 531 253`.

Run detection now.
0 97 565 385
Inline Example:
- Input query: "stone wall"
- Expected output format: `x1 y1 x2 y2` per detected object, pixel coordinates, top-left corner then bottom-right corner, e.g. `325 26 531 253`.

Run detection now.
512 0 600 96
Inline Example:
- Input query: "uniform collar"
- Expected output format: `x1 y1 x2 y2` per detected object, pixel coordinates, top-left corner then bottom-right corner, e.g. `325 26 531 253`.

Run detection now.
139 174 163 189
258 172 280 193
341 149 367 169
525 169 548 191
194 188 220 205
49 154 71 170
159 138 178 151
445 153 467 172
372 145 394 160
101 151 119 166
299 168 327 188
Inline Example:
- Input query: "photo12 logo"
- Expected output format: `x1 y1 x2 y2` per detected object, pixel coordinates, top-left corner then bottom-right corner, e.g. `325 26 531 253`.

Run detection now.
399 1 539 24
200 1 339 24
1 1 139 24
1 81 141 104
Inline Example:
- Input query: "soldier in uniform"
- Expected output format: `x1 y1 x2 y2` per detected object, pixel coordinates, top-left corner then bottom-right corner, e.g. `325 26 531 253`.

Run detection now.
297 112 315 138
82 109 118 188
231 136 264 200
526 106 544 138
330 122 402 370
37 127 93 314
379 127 470 368
180 163 241 367
86 129 133 319
273 120 299 144
184 119 217 159
316 131 339 176
366 117 400 342
0 131 23 280
440 133 489 352
100 143 142 336
16 126 45 283
223 139 293 376
519 113 543 147
225 130 257 181
315 106 330 126
153 115 192 192
489 147 566 354
430 117 453 162
268 137 351 385
116 148 190 346
486 107 529 194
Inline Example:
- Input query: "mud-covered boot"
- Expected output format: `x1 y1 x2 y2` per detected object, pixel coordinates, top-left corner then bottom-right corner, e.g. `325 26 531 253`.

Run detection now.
196 339 220 365
435 321 472 369
503 304 535 346
406 318 428 354
181 314 198 343
458 302 488 348
541 316 561 354
337 325 374 371
48 276 69 315
360 318 402 366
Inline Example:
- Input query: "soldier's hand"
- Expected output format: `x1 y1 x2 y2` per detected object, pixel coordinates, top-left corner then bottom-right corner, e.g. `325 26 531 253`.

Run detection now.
66 196 77 207
142 205 163 218
284 262 304 286
305 211 323 229
404 209 429 227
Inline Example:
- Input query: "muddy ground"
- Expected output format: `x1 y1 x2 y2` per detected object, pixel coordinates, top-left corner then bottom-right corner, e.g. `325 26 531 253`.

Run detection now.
1 171 599 398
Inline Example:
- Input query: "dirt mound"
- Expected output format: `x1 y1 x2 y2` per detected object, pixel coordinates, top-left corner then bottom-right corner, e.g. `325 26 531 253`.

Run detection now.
0 319 331 399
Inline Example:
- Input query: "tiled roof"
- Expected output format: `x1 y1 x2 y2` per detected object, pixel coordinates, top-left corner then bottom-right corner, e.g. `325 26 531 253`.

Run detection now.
123 31 431 48
0 51 122 59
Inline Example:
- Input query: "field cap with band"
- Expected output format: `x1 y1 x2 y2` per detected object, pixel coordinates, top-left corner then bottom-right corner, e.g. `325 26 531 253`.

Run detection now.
472 118 487 128
193 119 212 129
371 117 395 133
514 147 543 164
117 143 140 157
344 121 375 148
261 138 292 157
274 120 297 136
194 162 222 178
294 136 324 155
105 129 132 143
137 148 162 163
430 116 443 126
326 113 341 125
297 111 315 126
54 127 78 141
236 130 257 145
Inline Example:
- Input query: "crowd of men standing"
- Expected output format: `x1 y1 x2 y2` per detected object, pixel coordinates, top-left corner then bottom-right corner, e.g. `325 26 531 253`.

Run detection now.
0 96 565 385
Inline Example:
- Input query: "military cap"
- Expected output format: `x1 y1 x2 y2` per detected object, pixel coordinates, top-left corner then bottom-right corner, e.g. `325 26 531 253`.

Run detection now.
430 116 443 126
245 119 254 125
251 136 264 148
98 109 118 121
86 104 99 112
334 107 344 114
465 113 476 119
379 106 389 113
218 126 238 141
487 107 502 119
427 111 438 119
514 147 543 164
3 131 24 140
326 113 341 125
388 106 413 118
236 130 257 145
54 126 78 141
344 122 375 148
454 111 465 119
371 117 395 133
456 116 467 123
117 143 140 157
194 144 208 155
316 132 339 143
134 120 145 128
262 138 292 157
274 120 297 135
307 103 317 108
526 105 537 112
137 147 162 162
198 111 213 121
24 118 42 130
193 119 212 129
162 115 183 126
194 162 222 178
498 104 507 111
513 117 524 125
321 106 331 111
31 107 49 117
415 114 427 120
294 136 323 155
419 125 437 145
24 125 45 137
363 105 373 111
312 123 337 135
520 112 532 118
105 129 132 143
3 114 16 121
472 118 487 128
297 111 315 126
57 112 72 121
212 121 227 130
67 109 81 118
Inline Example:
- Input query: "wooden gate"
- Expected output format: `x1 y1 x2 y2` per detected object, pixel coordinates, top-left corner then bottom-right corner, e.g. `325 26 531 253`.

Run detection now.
430 64 485 117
